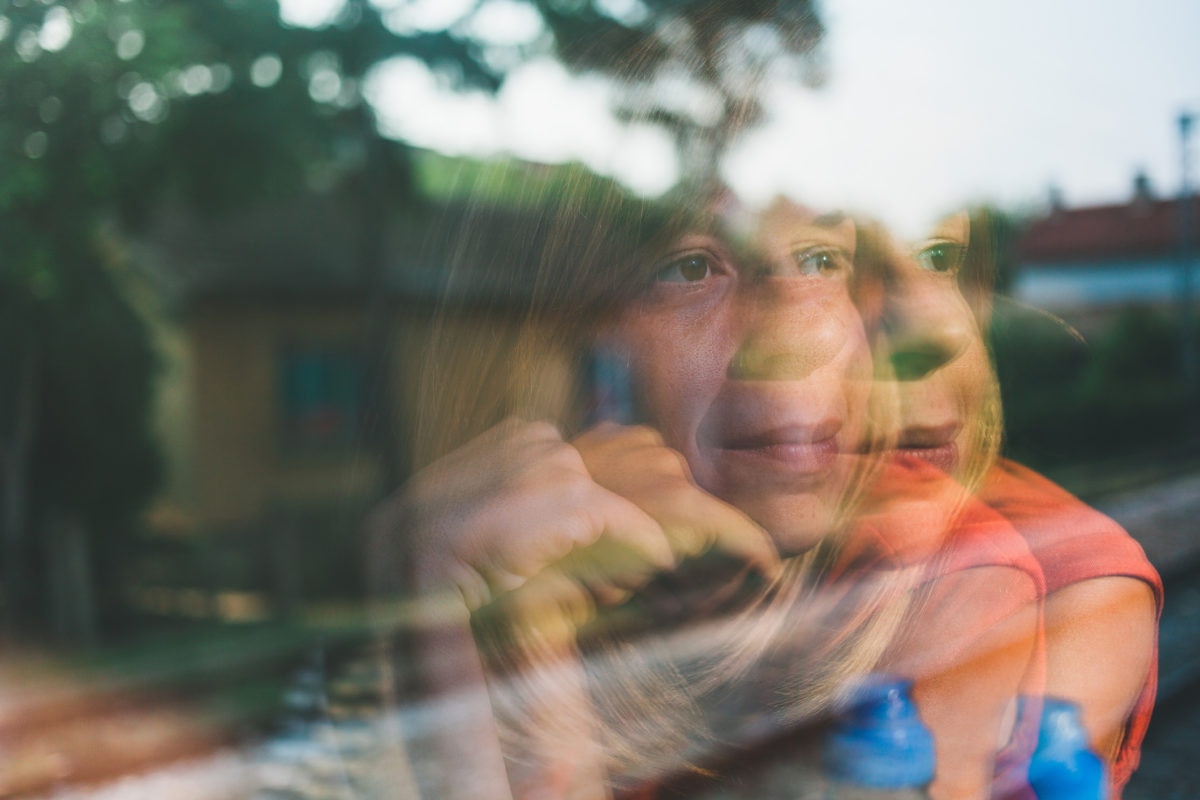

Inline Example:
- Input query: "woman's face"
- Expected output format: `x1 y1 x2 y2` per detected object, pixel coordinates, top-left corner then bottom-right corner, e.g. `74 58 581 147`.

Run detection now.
610 201 874 556
876 212 994 482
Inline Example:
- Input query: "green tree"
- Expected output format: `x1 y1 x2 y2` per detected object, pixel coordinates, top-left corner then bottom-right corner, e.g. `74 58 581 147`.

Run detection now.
0 0 198 639
531 0 826 184
0 0 504 639
2 0 827 639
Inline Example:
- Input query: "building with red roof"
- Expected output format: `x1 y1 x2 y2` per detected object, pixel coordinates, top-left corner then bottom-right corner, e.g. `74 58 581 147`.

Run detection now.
1013 177 1200 327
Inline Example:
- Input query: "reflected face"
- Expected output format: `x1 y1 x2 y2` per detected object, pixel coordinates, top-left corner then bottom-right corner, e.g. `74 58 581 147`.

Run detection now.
876 212 993 481
611 201 873 555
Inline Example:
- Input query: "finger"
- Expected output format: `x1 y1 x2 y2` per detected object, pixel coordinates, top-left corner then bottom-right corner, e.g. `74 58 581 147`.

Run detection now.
574 424 695 486
493 568 597 657
606 472 780 581
572 427 777 575
573 421 664 452
579 484 676 572
408 419 568 524
559 532 667 603
668 492 782 581
466 481 672 614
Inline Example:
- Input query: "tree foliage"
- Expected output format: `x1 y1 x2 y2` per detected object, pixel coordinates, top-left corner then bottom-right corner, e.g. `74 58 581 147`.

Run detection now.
0 0 504 638
1 0 826 638
531 0 825 179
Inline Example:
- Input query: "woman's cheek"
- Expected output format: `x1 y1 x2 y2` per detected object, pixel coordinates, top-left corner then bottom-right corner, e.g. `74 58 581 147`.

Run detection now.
618 307 737 451
847 322 877 435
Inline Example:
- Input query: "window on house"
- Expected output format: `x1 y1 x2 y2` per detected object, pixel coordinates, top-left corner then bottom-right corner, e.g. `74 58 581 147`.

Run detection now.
278 344 364 453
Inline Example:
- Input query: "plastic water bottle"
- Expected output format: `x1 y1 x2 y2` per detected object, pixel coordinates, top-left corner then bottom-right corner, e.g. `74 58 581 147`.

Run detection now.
1026 697 1108 800
822 675 935 800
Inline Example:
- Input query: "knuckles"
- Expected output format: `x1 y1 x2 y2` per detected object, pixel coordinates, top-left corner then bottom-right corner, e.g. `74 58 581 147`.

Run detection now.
380 418 731 614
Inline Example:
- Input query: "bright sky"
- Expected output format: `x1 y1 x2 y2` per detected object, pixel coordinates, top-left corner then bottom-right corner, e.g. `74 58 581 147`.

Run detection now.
281 0 1200 237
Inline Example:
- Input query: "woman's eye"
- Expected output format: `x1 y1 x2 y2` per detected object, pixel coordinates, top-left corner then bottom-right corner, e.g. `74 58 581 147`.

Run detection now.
655 253 713 283
794 247 849 277
916 242 966 274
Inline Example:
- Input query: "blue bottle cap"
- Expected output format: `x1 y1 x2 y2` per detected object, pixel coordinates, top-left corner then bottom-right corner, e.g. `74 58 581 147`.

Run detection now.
1025 696 1109 800
823 675 935 789
1034 697 1092 755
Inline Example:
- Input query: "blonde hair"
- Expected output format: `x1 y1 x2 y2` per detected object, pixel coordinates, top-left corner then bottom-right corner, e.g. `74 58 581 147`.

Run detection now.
960 208 1008 489
851 212 1005 496
406 174 933 789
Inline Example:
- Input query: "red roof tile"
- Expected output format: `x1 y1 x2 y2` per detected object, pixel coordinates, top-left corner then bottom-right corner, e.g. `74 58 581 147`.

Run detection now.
1019 195 1200 263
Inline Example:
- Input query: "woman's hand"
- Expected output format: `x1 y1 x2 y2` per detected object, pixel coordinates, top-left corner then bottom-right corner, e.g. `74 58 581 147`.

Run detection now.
368 419 781 799
396 419 779 635
397 419 669 606
572 422 781 582
369 419 679 800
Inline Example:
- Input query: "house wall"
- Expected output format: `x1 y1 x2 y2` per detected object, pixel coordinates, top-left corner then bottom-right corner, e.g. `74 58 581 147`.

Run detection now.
165 301 539 533
1012 256 1183 310
148 319 196 526
140 299 598 613
187 305 383 529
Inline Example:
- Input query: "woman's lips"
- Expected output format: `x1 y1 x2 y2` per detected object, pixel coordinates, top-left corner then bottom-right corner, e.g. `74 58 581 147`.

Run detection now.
897 442 959 476
896 422 961 476
710 425 842 484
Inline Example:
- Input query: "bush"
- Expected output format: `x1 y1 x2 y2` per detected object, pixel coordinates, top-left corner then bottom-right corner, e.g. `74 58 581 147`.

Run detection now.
991 304 1196 469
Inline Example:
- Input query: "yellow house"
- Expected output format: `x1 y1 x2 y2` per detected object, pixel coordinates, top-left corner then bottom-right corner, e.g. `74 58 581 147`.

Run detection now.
132 192 532 617
129 158 632 618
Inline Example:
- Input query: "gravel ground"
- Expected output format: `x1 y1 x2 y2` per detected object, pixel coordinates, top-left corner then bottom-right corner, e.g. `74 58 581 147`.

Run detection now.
1095 470 1200 799
1095 471 1200 576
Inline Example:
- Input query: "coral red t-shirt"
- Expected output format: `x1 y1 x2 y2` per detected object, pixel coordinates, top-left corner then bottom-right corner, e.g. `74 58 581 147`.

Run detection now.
623 455 1048 800
981 458 1163 795
847 455 1046 800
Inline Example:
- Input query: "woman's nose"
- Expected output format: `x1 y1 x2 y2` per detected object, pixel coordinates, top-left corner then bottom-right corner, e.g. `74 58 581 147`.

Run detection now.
883 266 975 381
729 280 853 381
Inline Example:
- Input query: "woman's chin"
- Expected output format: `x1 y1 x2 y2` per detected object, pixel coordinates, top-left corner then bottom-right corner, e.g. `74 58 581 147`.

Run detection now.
736 493 839 557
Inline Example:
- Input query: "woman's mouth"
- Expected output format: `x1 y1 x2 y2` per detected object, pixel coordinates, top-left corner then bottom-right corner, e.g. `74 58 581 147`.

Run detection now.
711 423 843 485
897 442 959 476
896 423 961 476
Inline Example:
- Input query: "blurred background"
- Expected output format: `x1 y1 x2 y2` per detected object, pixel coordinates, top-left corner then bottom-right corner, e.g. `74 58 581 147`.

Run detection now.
1 0 1198 796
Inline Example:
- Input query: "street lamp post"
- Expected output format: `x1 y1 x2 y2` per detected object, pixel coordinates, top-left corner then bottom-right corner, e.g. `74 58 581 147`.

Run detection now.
1179 111 1197 408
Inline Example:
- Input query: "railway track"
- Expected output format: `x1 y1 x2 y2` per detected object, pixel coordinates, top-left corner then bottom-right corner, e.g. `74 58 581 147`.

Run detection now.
1124 557 1200 800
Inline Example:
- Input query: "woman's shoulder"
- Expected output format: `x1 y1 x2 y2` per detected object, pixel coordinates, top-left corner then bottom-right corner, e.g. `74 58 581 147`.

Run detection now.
845 454 1043 589
981 458 1161 599
982 458 1123 540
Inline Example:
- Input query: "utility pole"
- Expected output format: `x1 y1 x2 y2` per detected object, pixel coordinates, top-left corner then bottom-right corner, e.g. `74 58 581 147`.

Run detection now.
1178 110 1197 409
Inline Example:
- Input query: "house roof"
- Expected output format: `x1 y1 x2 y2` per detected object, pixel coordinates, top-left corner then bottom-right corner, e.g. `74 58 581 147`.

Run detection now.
133 152 652 315
1019 194 1200 264
133 192 551 311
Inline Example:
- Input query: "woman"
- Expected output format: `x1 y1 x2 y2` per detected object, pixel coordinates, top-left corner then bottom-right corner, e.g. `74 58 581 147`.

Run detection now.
862 210 1161 796
368 182 1044 799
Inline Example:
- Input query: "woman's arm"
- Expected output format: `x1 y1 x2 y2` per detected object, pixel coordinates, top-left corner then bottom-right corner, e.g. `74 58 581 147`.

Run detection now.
369 419 670 799
1043 576 1156 764
370 419 779 798
890 566 1040 800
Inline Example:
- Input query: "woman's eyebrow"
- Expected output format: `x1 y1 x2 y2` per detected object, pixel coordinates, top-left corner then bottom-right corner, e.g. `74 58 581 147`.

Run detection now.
812 211 847 228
